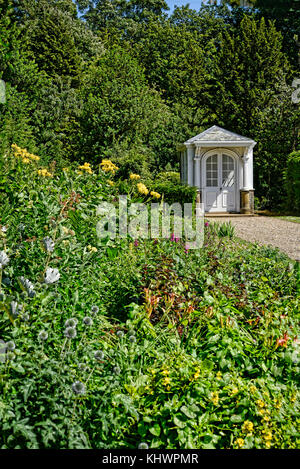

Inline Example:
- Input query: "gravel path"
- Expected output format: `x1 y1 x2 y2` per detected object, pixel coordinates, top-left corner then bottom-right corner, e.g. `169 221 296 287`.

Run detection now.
207 216 300 260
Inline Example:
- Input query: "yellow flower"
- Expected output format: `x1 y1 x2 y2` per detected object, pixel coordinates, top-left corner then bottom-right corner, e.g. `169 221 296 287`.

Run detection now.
28 153 40 161
62 167 69 172
150 191 161 199
162 377 171 386
265 441 272 449
162 369 169 376
137 183 149 195
256 399 265 408
291 393 297 403
242 420 254 434
211 392 219 406
273 398 281 409
38 169 53 177
11 144 40 163
250 385 257 394
78 162 93 174
235 438 244 448
130 173 141 180
87 245 98 253
262 430 272 441
108 180 114 186
100 159 119 174
231 387 239 396
216 371 222 380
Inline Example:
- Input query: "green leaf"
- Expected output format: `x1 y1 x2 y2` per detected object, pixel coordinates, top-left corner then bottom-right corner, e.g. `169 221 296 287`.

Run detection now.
149 423 161 436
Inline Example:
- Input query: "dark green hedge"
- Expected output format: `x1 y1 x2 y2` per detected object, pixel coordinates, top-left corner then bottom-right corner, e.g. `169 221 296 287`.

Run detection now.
151 180 197 206
284 150 300 213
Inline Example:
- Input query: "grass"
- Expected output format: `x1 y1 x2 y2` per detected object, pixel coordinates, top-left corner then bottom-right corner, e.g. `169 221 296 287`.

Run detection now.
275 216 300 224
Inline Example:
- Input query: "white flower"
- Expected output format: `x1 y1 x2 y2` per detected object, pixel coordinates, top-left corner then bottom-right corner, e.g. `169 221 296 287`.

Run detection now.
42 237 55 253
44 268 60 284
19 276 35 296
1 226 7 233
0 251 9 269
10 301 23 318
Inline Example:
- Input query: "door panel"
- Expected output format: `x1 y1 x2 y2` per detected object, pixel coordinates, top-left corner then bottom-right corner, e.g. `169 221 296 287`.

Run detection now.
203 152 236 212
206 191 218 207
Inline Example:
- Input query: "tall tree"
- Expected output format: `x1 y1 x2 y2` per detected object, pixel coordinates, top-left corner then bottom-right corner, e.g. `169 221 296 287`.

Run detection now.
212 14 296 204
76 0 169 34
76 46 173 167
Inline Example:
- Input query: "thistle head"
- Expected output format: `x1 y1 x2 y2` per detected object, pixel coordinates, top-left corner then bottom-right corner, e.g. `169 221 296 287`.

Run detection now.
138 442 149 450
83 316 93 327
64 318 78 328
91 305 99 315
94 350 104 361
129 335 136 343
64 327 77 339
6 340 16 351
38 330 48 342
113 366 121 375
72 381 86 395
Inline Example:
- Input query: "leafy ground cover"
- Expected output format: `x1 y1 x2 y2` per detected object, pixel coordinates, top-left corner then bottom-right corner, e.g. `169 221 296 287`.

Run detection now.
0 149 299 449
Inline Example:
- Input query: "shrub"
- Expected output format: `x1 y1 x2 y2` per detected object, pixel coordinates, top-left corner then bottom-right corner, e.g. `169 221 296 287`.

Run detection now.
156 171 181 184
150 180 197 205
284 150 300 213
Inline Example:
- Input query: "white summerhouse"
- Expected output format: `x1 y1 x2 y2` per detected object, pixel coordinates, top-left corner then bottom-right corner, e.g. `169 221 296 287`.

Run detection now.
178 125 256 214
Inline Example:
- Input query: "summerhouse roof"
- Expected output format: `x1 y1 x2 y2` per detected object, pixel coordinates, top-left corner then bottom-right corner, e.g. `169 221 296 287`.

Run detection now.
184 125 256 146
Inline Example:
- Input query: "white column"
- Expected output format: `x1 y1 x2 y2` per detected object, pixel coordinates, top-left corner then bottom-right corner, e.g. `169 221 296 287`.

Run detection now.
242 145 254 190
186 145 194 186
194 158 201 188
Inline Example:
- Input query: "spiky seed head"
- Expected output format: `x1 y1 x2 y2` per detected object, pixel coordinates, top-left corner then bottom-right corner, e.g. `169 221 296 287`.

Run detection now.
72 381 86 395
138 442 149 449
6 340 15 351
113 366 121 375
38 330 48 341
83 316 93 326
64 318 78 328
94 350 104 361
91 305 99 315
64 327 77 339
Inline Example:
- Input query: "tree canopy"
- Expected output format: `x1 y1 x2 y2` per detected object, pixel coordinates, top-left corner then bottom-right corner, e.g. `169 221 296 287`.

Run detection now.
0 0 298 206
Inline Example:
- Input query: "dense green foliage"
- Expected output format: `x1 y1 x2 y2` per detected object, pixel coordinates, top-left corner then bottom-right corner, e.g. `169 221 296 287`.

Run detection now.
0 0 299 207
0 152 299 449
284 150 300 213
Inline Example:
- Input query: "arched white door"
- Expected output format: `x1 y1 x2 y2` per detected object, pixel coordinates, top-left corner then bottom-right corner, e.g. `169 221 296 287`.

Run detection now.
203 151 237 212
